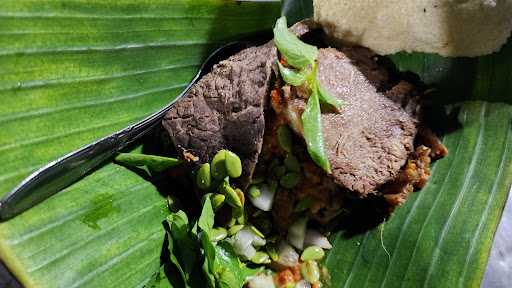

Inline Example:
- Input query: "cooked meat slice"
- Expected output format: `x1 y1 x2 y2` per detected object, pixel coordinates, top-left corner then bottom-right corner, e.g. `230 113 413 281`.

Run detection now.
163 42 277 188
277 48 418 196
338 46 391 91
384 80 422 117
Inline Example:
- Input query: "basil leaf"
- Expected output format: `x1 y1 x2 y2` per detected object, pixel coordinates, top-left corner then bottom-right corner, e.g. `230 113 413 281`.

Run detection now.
198 197 214 236
214 242 261 288
115 153 182 172
278 62 308 86
197 197 217 287
301 88 331 173
202 257 216 288
165 231 188 288
273 16 318 69
201 232 217 275
318 82 346 110
167 211 198 278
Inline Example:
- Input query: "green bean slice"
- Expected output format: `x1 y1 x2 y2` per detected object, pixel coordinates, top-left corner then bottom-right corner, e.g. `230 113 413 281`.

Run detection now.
301 246 325 261
225 150 242 178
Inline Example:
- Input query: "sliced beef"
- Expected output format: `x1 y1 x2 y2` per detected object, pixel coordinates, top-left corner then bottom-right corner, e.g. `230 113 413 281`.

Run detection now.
338 46 391 91
384 81 422 117
279 48 418 196
163 42 277 188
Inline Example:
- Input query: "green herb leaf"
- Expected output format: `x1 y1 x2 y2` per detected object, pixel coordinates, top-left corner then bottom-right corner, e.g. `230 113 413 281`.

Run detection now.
165 230 189 288
167 211 198 277
317 82 345 110
278 62 308 86
201 232 217 278
202 257 216 288
197 194 261 288
301 88 331 173
198 197 215 237
273 16 318 69
197 197 218 286
115 153 182 172
214 242 261 287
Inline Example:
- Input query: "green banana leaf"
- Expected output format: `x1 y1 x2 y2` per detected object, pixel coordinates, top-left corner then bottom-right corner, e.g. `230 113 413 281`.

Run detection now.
0 1 280 287
0 1 511 288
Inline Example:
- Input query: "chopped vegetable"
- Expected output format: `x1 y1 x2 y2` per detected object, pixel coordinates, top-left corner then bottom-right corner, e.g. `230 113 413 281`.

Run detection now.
211 150 228 180
228 225 244 236
220 178 243 208
210 227 228 242
300 246 325 261
266 244 279 261
211 193 226 210
248 183 276 211
233 206 246 225
213 242 262 288
235 188 245 206
246 274 276 288
301 261 320 284
142 140 332 287
196 163 212 190
248 185 262 199
304 229 332 250
249 225 266 238
287 217 308 250
225 150 243 178
294 280 312 288
115 153 182 172
277 125 294 153
275 241 299 267
250 251 271 264
197 199 259 288
230 227 266 260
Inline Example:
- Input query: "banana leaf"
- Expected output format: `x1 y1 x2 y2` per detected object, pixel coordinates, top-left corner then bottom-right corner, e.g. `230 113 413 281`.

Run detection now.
0 1 511 288
0 1 280 287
